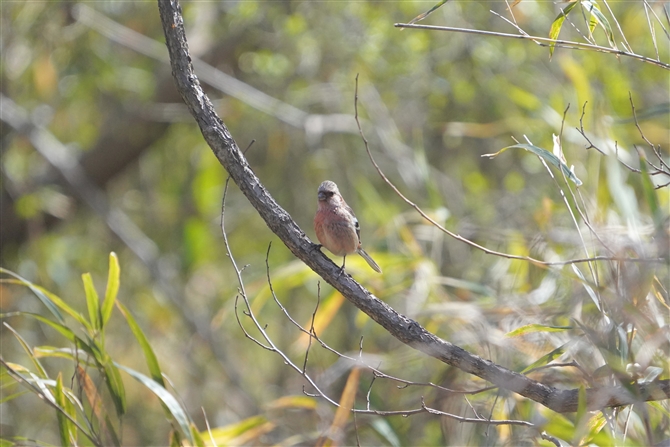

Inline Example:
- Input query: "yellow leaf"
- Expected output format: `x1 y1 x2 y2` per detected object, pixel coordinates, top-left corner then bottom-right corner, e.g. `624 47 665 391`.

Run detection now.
316 368 360 447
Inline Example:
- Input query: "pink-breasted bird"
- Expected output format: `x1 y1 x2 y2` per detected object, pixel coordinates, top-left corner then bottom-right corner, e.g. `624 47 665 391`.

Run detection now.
314 180 382 273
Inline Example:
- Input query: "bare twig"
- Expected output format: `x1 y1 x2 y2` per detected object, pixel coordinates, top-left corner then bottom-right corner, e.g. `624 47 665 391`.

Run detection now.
158 0 670 413
643 1 660 61
420 397 533 427
394 23 670 70
602 0 633 53
354 79 660 268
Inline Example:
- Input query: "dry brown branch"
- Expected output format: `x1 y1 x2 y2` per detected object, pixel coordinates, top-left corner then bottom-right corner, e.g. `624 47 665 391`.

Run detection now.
157 0 670 414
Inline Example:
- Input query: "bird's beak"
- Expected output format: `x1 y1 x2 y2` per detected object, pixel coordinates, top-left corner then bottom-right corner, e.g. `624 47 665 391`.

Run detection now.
318 191 326 201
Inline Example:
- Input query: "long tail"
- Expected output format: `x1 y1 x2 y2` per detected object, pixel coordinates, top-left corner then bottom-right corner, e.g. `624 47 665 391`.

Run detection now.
357 248 382 273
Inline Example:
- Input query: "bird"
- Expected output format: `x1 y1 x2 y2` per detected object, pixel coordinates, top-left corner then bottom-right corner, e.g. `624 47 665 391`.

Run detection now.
314 180 382 273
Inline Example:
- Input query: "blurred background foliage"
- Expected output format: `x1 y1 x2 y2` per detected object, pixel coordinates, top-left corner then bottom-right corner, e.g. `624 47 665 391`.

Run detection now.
1 0 668 445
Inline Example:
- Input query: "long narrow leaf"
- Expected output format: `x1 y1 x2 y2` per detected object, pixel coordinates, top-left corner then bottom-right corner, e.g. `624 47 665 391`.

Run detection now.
101 354 126 417
483 144 583 186
520 342 571 373
408 0 450 25
55 373 77 447
0 269 64 323
506 324 572 337
117 364 194 444
116 301 164 386
1 274 93 332
582 1 617 49
82 273 101 331
101 252 120 328
3 323 48 379
548 2 579 57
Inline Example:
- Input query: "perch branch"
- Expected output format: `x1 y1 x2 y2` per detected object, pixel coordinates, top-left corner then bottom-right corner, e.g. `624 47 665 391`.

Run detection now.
157 0 670 413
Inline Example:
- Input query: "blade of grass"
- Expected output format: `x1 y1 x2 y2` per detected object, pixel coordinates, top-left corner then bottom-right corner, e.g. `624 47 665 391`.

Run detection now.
506 324 572 337
0 269 65 323
482 143 583 186
82 273 101 332
116 300 164 386
101 252 120 328
549 2 579 57
117 364 194 444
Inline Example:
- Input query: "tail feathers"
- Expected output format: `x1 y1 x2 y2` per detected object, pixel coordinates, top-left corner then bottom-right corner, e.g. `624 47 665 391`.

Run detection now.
357 248 382 273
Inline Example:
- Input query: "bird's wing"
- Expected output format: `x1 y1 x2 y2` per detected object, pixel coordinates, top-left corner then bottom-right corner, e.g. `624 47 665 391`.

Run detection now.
345 205 361 243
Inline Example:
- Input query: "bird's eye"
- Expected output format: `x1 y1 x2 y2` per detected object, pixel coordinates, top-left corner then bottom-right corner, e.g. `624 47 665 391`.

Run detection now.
326 192 334 197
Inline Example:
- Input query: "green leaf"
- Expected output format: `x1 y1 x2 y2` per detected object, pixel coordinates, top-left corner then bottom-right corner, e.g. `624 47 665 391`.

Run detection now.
371 418 401 447
101 252 120 328
582 1 617 49
548 1 579 57
116 301 165 387
506 324 572 337
520 342 571 373
117 364 194 444
408 0 450 25
3 323 49 379
191 423 206 447
482 144 583 186
82 272 101 331
0 269 64 323
55 373 77 447
102 355 126 417
34 346 95 365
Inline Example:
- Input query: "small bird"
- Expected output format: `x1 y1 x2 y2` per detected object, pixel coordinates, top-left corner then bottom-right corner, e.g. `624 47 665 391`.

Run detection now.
314 180 382 273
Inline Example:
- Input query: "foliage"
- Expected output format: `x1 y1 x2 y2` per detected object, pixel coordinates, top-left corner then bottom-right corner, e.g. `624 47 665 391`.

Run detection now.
1 0 668 445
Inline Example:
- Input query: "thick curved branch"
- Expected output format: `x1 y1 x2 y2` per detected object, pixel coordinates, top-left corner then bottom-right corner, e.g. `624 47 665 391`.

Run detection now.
156 0 669 413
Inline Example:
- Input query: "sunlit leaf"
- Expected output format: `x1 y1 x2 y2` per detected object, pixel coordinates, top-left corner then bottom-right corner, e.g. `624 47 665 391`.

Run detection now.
506 324 572 337
55 373 77 447
520 342 571 373
0 269 64 323
3 323 48 378
408 0 450 25
548 2 579 57
116 300 165 386
582 0 617 49
295 290 345 350
204 416 275 446
102 355 126 416
34 346 94 364
117 364 194 444
191 423 206 447
101 252 120 328
482 144 583 186
82 273 101 331
266 395 317 410
316 367 360 447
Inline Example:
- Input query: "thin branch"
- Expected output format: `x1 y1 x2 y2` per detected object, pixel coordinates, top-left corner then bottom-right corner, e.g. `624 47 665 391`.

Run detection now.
420 397 533 427
602 0 633 53
354 79 660 268
643 1 660 61
157 0 670 413
394 23 670 70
